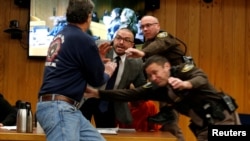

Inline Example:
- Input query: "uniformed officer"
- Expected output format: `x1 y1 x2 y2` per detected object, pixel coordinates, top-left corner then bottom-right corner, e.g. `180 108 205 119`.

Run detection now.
125 15 189 65
125 15 188 141
84 55 241 141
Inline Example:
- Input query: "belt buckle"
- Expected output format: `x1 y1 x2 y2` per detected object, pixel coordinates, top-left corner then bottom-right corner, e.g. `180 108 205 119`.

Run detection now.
74 101 80 108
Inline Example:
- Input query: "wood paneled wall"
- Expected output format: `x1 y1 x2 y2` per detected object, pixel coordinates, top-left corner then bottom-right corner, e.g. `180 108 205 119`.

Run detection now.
0 0 249 140
0 0 45 109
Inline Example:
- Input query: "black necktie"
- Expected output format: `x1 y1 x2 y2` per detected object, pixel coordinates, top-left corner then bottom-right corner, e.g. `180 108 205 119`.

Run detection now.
99 56 120 112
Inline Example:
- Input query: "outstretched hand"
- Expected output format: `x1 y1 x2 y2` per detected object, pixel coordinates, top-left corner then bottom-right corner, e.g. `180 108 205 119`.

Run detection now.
125 48 145 58
168 77 192 90
84 86 100 99
98 42 112 63
104 61 117 77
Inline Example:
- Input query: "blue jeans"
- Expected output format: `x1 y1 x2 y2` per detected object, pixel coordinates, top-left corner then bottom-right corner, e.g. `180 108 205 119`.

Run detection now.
36 101 106 141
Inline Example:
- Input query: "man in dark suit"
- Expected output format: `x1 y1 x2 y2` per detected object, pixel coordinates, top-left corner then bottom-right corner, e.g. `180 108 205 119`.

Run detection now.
80 28 147 127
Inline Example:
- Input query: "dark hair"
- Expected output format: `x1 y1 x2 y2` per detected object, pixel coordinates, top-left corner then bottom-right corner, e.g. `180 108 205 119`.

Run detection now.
112 8 122 19
117 27 134 39
143 55 169 70
66 0 95 24
92 11 99 22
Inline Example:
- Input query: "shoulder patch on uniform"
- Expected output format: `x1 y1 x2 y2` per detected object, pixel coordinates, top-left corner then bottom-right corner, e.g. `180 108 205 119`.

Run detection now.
181 63 194 72
142 82 153 88
157 32 168 38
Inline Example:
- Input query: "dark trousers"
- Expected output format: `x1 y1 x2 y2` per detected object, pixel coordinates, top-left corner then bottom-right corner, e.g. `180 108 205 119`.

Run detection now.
160 109 186 141
79 98 117 128
189 110 241 141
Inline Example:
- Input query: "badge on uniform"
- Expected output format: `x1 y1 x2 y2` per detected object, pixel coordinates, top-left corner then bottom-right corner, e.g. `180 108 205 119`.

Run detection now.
157 32 168 38
181 63 194 72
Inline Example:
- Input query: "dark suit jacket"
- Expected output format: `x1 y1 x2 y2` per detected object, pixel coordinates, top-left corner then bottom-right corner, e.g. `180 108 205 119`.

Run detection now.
106 49 147 123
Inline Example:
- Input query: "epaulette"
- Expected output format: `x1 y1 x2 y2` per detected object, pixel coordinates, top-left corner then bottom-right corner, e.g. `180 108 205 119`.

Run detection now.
142 82 153 88
181 63 194 72
157 32 168 38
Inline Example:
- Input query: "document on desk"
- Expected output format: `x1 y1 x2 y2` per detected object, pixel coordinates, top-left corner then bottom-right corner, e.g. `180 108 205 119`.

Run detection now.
96 128 136 134
118 128 136 132
0 126 16 131
97 128 118 134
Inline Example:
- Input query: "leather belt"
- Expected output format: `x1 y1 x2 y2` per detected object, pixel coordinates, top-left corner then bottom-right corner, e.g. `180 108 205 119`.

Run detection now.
39 94 80 107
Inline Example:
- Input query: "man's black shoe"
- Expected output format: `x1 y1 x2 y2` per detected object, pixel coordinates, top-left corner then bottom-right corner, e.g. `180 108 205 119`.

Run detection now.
147 107 177 124
147 112 169 124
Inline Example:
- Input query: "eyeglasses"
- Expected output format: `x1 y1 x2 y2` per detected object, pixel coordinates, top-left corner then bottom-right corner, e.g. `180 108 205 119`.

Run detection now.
114 35 134 44
140 23 158 30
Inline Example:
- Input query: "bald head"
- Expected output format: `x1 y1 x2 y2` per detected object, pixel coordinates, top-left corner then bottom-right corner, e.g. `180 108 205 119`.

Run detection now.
140 16 160 40
141 15 159 23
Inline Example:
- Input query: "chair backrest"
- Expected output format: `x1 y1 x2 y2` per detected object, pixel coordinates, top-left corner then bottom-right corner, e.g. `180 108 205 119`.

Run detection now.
239 113 250 125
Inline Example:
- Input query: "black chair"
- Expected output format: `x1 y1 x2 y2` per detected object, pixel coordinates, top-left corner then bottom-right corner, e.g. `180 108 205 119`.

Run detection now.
239 113 250 125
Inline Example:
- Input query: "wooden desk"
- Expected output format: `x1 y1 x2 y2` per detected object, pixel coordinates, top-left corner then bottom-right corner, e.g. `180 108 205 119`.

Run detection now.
0 129 45 141
0 129 177 141
104 131 177 141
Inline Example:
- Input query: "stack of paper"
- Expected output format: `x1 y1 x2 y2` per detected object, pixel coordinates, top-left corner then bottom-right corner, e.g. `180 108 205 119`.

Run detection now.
96 128 118 134
96 127 136 134
0 126 16 131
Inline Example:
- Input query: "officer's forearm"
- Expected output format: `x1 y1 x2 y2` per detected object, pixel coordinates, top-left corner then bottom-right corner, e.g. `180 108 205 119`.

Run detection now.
186 68 208 89
189 75 208 89
183 81 193 89
99 88 149 102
